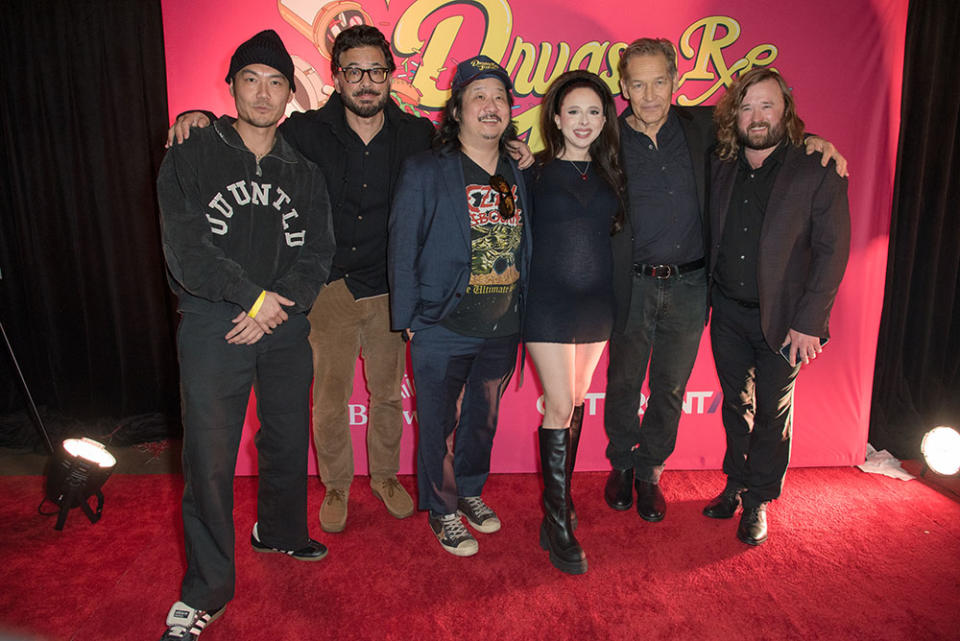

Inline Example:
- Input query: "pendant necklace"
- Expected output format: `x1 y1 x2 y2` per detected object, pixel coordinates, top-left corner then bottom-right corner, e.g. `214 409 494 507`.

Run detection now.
568 160 590 180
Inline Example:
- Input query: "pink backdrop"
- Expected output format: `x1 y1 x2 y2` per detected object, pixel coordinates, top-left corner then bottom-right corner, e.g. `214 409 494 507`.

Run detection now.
161 0 907 475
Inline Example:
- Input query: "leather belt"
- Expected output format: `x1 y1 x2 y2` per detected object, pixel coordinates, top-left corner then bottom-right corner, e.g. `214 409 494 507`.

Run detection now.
634 257 705 279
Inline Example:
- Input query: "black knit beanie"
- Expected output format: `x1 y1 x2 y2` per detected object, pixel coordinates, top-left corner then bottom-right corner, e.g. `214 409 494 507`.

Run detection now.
226 29 296 92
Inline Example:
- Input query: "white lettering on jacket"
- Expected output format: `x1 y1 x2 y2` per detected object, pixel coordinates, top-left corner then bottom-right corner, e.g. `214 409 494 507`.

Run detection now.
206 181 306 247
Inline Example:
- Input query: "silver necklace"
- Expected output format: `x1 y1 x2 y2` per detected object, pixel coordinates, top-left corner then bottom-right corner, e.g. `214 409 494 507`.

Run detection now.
568 160 590 180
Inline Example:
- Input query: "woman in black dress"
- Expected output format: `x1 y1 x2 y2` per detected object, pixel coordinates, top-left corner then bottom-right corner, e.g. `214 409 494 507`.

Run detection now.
525 70 625 574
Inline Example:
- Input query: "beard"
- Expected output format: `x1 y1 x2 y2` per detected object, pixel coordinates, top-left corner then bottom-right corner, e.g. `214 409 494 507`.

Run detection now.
341 87 390 118
738 120 786 150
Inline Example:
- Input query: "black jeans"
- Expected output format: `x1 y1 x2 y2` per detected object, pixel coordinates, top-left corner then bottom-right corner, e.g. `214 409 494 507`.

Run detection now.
409 325 518 516
603 267 707 482
177 312 312 611
710 288 800 507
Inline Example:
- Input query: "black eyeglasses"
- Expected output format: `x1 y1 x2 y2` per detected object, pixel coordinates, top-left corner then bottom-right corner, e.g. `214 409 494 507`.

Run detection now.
338 66 390 84
489 174 516 219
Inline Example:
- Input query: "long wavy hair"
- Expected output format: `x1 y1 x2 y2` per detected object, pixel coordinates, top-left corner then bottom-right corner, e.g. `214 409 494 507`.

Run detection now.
435 79 519 155
536 70 627 234
714 68 805 160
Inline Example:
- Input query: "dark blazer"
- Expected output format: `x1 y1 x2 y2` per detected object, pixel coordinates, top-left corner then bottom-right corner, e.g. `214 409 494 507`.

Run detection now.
708 144 850 351
388 148 532 332
611 105 715 332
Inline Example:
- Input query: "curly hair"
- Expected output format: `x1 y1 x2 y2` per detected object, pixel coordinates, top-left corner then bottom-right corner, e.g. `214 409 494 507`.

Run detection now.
329 25 396 77
536 70 627 234
617 38 677 80
714 68 805 160
434 79 518 155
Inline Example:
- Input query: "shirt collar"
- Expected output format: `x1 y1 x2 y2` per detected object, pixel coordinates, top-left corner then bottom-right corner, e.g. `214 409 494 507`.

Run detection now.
737 138 789 171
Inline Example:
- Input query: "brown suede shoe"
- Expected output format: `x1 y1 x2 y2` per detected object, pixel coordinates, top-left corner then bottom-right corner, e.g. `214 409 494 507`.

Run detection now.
319 487 348 533
371 477 415 519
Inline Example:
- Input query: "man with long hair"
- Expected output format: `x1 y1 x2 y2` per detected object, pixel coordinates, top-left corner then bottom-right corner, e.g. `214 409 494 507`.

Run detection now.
706 68 849 545
389 56 531 557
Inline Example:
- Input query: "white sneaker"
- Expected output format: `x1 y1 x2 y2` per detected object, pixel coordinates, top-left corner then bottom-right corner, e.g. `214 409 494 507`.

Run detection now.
159 600 224 640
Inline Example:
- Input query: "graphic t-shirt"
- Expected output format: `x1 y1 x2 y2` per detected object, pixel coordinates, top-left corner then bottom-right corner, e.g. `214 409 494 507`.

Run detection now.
441 153 524 338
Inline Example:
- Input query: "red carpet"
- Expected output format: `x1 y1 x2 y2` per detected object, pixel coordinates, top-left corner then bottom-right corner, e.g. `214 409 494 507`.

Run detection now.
0 468 958 641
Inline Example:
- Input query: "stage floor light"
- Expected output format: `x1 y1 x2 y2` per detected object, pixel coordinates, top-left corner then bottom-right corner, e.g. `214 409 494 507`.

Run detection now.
921 426 960 476
43 437 117 530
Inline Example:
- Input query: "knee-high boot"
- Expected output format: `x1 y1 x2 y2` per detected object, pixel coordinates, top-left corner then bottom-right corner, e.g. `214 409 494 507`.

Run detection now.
568 404 584 530
538 427 587 574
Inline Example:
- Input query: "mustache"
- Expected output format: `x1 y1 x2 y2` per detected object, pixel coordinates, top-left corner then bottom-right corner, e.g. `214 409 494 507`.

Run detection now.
747 121 770 130
478 113 503 122
353 88 381 97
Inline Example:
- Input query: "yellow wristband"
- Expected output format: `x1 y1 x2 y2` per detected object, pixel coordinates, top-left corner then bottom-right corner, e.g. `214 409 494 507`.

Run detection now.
248 290 267 319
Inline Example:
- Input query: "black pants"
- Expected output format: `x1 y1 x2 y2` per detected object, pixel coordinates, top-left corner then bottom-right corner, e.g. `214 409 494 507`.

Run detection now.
409 325 518 516
710 289 800 507
177 312 312 611
604 267 707 482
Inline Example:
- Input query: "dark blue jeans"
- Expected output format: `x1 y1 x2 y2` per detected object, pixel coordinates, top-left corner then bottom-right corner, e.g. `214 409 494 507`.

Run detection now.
603 267 707 482
409 325 518 516
177 312 312 611
710 288 800 507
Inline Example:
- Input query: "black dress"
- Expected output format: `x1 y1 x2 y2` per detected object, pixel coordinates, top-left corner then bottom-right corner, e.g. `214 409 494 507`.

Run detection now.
523 160 617 343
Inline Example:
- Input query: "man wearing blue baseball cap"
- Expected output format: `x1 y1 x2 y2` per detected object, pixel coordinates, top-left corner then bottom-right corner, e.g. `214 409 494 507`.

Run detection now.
388 56 531 556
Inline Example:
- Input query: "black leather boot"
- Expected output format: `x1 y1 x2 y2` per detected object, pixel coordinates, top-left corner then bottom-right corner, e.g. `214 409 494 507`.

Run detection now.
567 404 584 530
538 427 587 574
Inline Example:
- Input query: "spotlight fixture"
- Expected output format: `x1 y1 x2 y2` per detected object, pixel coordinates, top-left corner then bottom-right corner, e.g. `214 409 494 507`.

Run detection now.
920 426 960 476
43 437 117 530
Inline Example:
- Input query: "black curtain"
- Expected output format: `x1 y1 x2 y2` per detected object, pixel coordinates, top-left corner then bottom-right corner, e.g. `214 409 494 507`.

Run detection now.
869 0 960 458
0 0 180 444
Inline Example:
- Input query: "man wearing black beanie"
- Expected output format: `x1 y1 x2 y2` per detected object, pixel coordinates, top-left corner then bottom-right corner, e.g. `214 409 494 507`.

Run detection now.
156 29 335 641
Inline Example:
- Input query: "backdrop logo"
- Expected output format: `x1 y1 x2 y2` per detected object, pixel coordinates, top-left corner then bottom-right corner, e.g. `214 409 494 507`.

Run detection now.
279 1 778 149
535 391 721 417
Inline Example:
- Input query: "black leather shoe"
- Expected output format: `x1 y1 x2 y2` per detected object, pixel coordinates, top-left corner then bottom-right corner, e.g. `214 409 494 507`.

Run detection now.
604 468 634 510
703 489 742 519
251 522 329 561
634 479 666 522
737 503 768 546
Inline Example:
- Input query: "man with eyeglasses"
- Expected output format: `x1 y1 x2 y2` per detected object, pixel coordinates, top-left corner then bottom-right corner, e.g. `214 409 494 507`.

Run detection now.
167 26 434 534
388 56 531 557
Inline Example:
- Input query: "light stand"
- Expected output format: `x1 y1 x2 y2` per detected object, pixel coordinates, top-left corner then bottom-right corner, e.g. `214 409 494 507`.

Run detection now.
2 300 117 529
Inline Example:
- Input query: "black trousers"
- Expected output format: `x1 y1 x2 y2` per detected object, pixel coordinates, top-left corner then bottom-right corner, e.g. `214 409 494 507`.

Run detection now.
177 312 312 611
604 267 707 482
710 289 800 507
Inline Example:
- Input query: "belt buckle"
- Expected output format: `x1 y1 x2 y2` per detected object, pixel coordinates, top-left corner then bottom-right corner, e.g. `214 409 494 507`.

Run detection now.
653 264 672 279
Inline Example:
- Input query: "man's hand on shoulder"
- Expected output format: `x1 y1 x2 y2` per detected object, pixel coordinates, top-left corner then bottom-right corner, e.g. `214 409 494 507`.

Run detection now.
506 139 535 170
804 136 848 178
166 112 212 148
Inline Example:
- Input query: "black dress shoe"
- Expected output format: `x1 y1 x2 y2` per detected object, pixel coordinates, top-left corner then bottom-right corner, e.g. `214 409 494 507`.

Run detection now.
737 503 768 546
634 479 666 522
604 468 634 510
703 489 742 519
